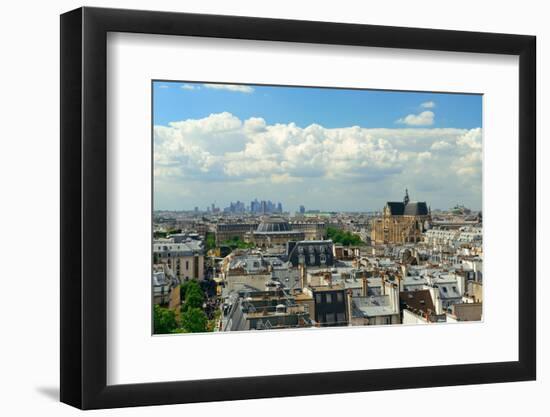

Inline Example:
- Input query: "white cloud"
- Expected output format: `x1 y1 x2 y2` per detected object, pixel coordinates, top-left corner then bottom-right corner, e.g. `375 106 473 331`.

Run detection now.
155 112 481 191
203 84 254 93
154 113 482 210
396 111 435 126
180 84 199 90
431 140 452 151
453 128 482 179
158 85 169 89
421 101 436 109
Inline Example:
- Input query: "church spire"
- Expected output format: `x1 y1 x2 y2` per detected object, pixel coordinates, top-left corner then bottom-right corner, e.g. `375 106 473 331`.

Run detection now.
404 188 410 206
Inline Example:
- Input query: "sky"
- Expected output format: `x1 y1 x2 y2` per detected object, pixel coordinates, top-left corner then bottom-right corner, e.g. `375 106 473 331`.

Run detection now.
153 81 482 212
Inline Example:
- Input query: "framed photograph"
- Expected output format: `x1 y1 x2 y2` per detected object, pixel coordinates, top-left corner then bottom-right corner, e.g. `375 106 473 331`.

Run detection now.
60 6 536 410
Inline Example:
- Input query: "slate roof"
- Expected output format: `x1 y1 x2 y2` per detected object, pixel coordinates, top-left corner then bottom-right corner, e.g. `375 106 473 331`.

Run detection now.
399 290 435 313
386 202 405 215
386 201 428 216
256 218 291 233
404 202 429 216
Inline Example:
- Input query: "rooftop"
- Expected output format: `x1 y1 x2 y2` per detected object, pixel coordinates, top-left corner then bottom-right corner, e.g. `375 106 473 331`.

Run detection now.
256 217 291 233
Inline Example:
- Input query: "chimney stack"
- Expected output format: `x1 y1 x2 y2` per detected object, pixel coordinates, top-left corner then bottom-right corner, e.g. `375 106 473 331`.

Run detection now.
299 263 307 289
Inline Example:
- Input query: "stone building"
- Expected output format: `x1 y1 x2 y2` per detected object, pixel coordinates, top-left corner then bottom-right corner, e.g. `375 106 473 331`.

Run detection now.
287 240 334 267
371 189 431 244
290 221 327 240
153 240 205 281
248 217 305 248
215 222 258 245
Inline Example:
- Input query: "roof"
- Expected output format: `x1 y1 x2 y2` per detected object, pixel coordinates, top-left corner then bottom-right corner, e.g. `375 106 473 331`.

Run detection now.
399 290 435 313
152 271 169 286
386 202 405 215
256 217 291 233
386 201 428 216
352 295 397 317
153 240 203 255
404 202 429 216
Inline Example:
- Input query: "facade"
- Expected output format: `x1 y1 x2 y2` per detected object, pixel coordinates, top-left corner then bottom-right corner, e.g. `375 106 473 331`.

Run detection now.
215 222 258 245
290 221 327 240
311 285 348 327
350 280 401 326
221 289 312 331
371 189 431 244
446 302 483 322
287 240 334 267
152 269 171 305
153 240 205 281
424 227 482 246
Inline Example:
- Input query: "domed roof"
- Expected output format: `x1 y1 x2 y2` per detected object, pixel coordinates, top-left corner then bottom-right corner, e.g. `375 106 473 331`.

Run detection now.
256 217 291 233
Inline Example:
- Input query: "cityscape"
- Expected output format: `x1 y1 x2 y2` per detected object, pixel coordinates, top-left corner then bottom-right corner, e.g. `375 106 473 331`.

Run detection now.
152 81 482 334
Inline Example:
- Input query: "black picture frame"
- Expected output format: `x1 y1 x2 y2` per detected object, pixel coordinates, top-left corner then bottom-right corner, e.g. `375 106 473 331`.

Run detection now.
60 6 536 410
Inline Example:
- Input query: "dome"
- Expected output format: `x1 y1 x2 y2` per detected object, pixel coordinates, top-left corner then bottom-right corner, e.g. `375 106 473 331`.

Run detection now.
256 217 291 233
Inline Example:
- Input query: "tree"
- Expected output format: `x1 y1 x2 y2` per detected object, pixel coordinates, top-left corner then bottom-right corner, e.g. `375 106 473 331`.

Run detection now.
182 287 204 312
181 307 208 333
205 232 216 251
153 305 178 334
326 226 363 246
221 236 255 250
180 280 201 301
180 280 205 312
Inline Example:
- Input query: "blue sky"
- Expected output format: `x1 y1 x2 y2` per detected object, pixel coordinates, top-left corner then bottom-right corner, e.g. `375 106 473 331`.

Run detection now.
153 81 482 130
153 81 482 212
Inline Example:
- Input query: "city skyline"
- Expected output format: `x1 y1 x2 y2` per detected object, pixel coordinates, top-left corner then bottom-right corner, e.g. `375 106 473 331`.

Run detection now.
154 81 482 211
153 195 475 215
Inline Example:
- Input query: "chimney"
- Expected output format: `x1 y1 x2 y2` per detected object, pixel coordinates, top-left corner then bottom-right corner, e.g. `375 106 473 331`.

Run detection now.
326 272 332 287
346 289 353 326
397 274 403 292
389 283 397 313
362 277 369 297
299 263 307 289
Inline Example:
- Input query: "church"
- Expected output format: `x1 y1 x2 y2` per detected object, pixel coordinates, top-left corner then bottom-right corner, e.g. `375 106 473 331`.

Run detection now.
371 189 431 245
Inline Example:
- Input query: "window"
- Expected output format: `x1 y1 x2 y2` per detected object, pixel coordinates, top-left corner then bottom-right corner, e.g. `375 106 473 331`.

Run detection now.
315 294 322 304
325 293 332 303
185 260 189 270
320 254 326 264
336 312 346 324
309 255 315 264
336 292 344 303
325 313 335 324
